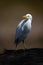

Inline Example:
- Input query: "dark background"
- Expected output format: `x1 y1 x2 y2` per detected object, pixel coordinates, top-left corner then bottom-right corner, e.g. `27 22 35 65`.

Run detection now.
0 0 43 53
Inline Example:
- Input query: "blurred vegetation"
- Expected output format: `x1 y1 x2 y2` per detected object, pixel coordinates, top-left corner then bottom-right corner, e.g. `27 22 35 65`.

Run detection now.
0 48 43 65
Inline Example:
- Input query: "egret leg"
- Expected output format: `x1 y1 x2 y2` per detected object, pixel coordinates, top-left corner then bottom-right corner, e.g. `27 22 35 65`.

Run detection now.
15 44 17 50
22 40 26 55
22 40 26 49
15 43 18 50
22 40 24 43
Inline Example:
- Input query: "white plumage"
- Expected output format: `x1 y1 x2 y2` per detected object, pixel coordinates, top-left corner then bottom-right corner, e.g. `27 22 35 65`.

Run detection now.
14 14 32 47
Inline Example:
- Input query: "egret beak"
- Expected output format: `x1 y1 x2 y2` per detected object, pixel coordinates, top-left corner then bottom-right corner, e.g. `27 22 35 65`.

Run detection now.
22 15 29 19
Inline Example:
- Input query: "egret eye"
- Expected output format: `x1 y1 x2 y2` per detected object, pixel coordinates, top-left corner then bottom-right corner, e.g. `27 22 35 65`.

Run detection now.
27 15 29 18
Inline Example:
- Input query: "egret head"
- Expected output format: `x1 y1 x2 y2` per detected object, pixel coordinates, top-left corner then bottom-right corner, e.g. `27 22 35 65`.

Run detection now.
22 14 32 20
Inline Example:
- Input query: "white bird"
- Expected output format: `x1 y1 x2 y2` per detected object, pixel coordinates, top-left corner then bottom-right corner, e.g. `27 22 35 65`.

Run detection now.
14 14 32 48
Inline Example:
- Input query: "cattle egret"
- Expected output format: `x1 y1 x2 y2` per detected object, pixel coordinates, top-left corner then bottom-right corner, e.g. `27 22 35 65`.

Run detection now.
14 14 32 48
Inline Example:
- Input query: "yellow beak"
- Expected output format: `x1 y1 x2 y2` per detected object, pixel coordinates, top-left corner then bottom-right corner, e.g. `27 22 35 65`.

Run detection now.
22 15 28 19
